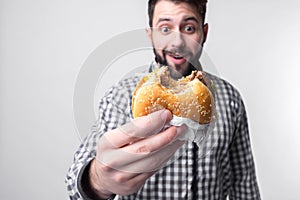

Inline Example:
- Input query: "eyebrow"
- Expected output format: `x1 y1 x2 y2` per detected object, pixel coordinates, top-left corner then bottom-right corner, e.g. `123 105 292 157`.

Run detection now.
155 18 171 26
183 16 199 23
155 16 200 26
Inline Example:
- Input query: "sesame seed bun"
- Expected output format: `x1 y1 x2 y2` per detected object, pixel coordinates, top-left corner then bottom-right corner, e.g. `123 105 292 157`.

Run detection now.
132 66 215 124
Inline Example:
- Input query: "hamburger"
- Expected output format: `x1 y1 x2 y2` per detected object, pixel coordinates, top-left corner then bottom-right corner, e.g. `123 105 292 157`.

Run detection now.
131 66 215 124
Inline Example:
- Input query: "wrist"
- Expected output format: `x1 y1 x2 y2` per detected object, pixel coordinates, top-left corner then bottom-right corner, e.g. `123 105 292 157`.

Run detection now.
89 159 115 199
79 159 114 199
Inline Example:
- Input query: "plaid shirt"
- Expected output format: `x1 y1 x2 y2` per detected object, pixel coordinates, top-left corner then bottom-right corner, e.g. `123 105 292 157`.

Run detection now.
65 63 261 200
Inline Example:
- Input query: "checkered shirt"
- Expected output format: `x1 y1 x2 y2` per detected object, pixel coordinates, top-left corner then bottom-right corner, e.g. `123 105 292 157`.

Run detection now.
65 63 261 200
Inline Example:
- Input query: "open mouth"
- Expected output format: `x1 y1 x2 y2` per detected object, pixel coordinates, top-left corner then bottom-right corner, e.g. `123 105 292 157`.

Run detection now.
172 54 184 59
165 51 187 65
166 51 185 59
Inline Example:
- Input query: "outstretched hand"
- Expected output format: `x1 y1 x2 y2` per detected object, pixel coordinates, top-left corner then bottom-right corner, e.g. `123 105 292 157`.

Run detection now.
89 109 187 198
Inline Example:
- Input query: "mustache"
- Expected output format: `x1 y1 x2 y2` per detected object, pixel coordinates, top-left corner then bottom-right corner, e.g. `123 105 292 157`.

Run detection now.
153 48 191 65
163 48 190 57
153 47 202 71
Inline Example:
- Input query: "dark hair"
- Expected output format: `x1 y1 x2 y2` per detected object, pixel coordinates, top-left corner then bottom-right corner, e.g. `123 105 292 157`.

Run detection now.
148 0 207 28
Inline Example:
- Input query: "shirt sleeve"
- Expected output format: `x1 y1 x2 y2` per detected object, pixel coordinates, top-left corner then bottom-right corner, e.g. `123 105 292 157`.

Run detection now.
65 79 133 200
228 98 261 200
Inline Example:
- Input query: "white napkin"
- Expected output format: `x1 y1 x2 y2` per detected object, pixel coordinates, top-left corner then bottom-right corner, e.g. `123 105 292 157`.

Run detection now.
169 115 215 145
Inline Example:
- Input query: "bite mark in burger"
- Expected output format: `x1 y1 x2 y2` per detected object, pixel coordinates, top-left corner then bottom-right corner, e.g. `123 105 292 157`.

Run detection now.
132 66 215 124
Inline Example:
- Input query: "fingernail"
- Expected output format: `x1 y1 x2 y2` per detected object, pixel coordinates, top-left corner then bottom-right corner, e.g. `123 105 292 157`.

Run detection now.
160 109 171 121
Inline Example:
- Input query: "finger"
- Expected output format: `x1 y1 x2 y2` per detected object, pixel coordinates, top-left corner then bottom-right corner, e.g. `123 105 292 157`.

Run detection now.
105 109 172 148
121 109 172 138
122 125 187 154
97 132 186 173
117 140 185 173
94 153 156 180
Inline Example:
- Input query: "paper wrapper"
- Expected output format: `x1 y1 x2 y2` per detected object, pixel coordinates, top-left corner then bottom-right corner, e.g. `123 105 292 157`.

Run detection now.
169 115 216 146
163 114 217 168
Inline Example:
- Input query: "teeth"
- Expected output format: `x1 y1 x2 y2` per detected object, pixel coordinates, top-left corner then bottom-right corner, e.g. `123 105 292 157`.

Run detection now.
174 55 183 59
171 54 183 59
166 51 185 59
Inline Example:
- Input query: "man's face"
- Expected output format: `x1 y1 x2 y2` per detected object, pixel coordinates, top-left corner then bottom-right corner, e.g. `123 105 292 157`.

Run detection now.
147 0 208 79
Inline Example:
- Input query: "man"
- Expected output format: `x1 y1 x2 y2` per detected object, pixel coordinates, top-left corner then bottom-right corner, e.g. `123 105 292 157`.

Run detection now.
66 0 261 199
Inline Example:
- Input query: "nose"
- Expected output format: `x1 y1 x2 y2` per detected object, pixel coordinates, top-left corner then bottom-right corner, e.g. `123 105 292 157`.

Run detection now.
170 31 185 49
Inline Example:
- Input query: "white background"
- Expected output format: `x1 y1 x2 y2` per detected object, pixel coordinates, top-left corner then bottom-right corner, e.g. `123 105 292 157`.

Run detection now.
1 0 300 199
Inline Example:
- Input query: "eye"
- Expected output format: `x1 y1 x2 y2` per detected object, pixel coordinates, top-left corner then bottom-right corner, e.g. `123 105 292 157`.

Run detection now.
160 26 170 34
183 25 195 33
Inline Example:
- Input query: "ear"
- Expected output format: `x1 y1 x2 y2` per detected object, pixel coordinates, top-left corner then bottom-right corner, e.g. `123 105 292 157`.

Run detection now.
146 27 153 43
202 23 209 45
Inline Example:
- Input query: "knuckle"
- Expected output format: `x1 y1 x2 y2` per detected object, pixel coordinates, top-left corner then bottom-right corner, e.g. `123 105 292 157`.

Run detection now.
134 145 151 154
113 172 127 183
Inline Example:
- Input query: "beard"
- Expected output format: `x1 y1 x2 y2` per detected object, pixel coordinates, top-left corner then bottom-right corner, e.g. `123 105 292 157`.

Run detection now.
153 48 202 79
